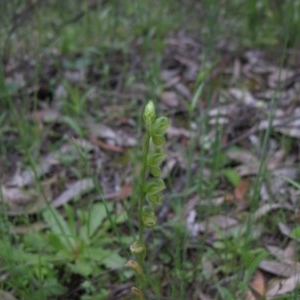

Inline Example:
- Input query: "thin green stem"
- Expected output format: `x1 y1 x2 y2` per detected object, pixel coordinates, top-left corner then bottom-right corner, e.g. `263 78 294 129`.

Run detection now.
138 132 151 243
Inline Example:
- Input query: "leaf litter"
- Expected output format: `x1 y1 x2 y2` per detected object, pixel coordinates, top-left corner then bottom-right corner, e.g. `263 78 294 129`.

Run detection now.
3 29 300 299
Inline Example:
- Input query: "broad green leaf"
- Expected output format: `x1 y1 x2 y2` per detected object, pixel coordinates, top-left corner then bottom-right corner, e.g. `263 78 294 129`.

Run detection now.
292 226 300 238
63 116 83 136
79 202 113 242
114 211 128 223
47 232 66 251
82 247 126 269
68 260 93 277
64 204 76 236
222 168 241 187
103 251 126 269
43 206 76 249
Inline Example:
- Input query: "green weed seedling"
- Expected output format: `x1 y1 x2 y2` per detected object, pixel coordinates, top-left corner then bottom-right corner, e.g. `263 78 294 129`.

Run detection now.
42 202 125 277
0 201 127 298
125 101 170 299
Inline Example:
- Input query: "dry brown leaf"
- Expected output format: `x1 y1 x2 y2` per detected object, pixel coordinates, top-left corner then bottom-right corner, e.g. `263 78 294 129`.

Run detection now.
1 185 51 216
265 245 287 262
250 270 266 297
174 82 191 99
208 104 235 126
244 290 256 300
198 291 213 300
268 68 294 88
197 196 225 207
259 108 300 138
6 140 95 187
1 186 36 206
234 178 250 201
282 240 297 261
87 123 118 140
232 58 242 82
163 75 181 88
52 178 94 208
267 167 298 195
209 215 239 229
160 69 180 82
161 157 177 179
64 69 86 84
243 49 266 65
6 160 55 187
174 54 199 68
160 91 180 108
278 222 300 242
229 87 266 108
116 183 132 201
187 212 241 238
89 134 124 153
236 165 260 177
0 290 17 300
259 260 300 277
186 209 199 237
167 125 191 139
196 215 239 237
266 273 300 299
53 84 67 102
226 149 258 166
13 222 47 234
289 212 300 222
266 241 297 263
28 109 61 123
86 122 136 147
253 204 292 221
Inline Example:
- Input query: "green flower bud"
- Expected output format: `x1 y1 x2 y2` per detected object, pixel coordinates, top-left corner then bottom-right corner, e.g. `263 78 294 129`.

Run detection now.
131 287 144 299
144 178 166 195
147 149 166 166
142 206 156 228
148 165 161 177
153 116 170 135
152 134 166 146
130 240 146 256
143 101 156 130
148 192 162 206
125 260 145 280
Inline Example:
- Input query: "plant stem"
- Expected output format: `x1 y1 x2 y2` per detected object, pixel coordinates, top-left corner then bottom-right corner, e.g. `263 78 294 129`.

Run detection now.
138 132 151 243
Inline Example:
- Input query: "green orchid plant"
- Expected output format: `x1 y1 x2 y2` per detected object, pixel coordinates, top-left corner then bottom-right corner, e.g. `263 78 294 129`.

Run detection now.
125 101 170 299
